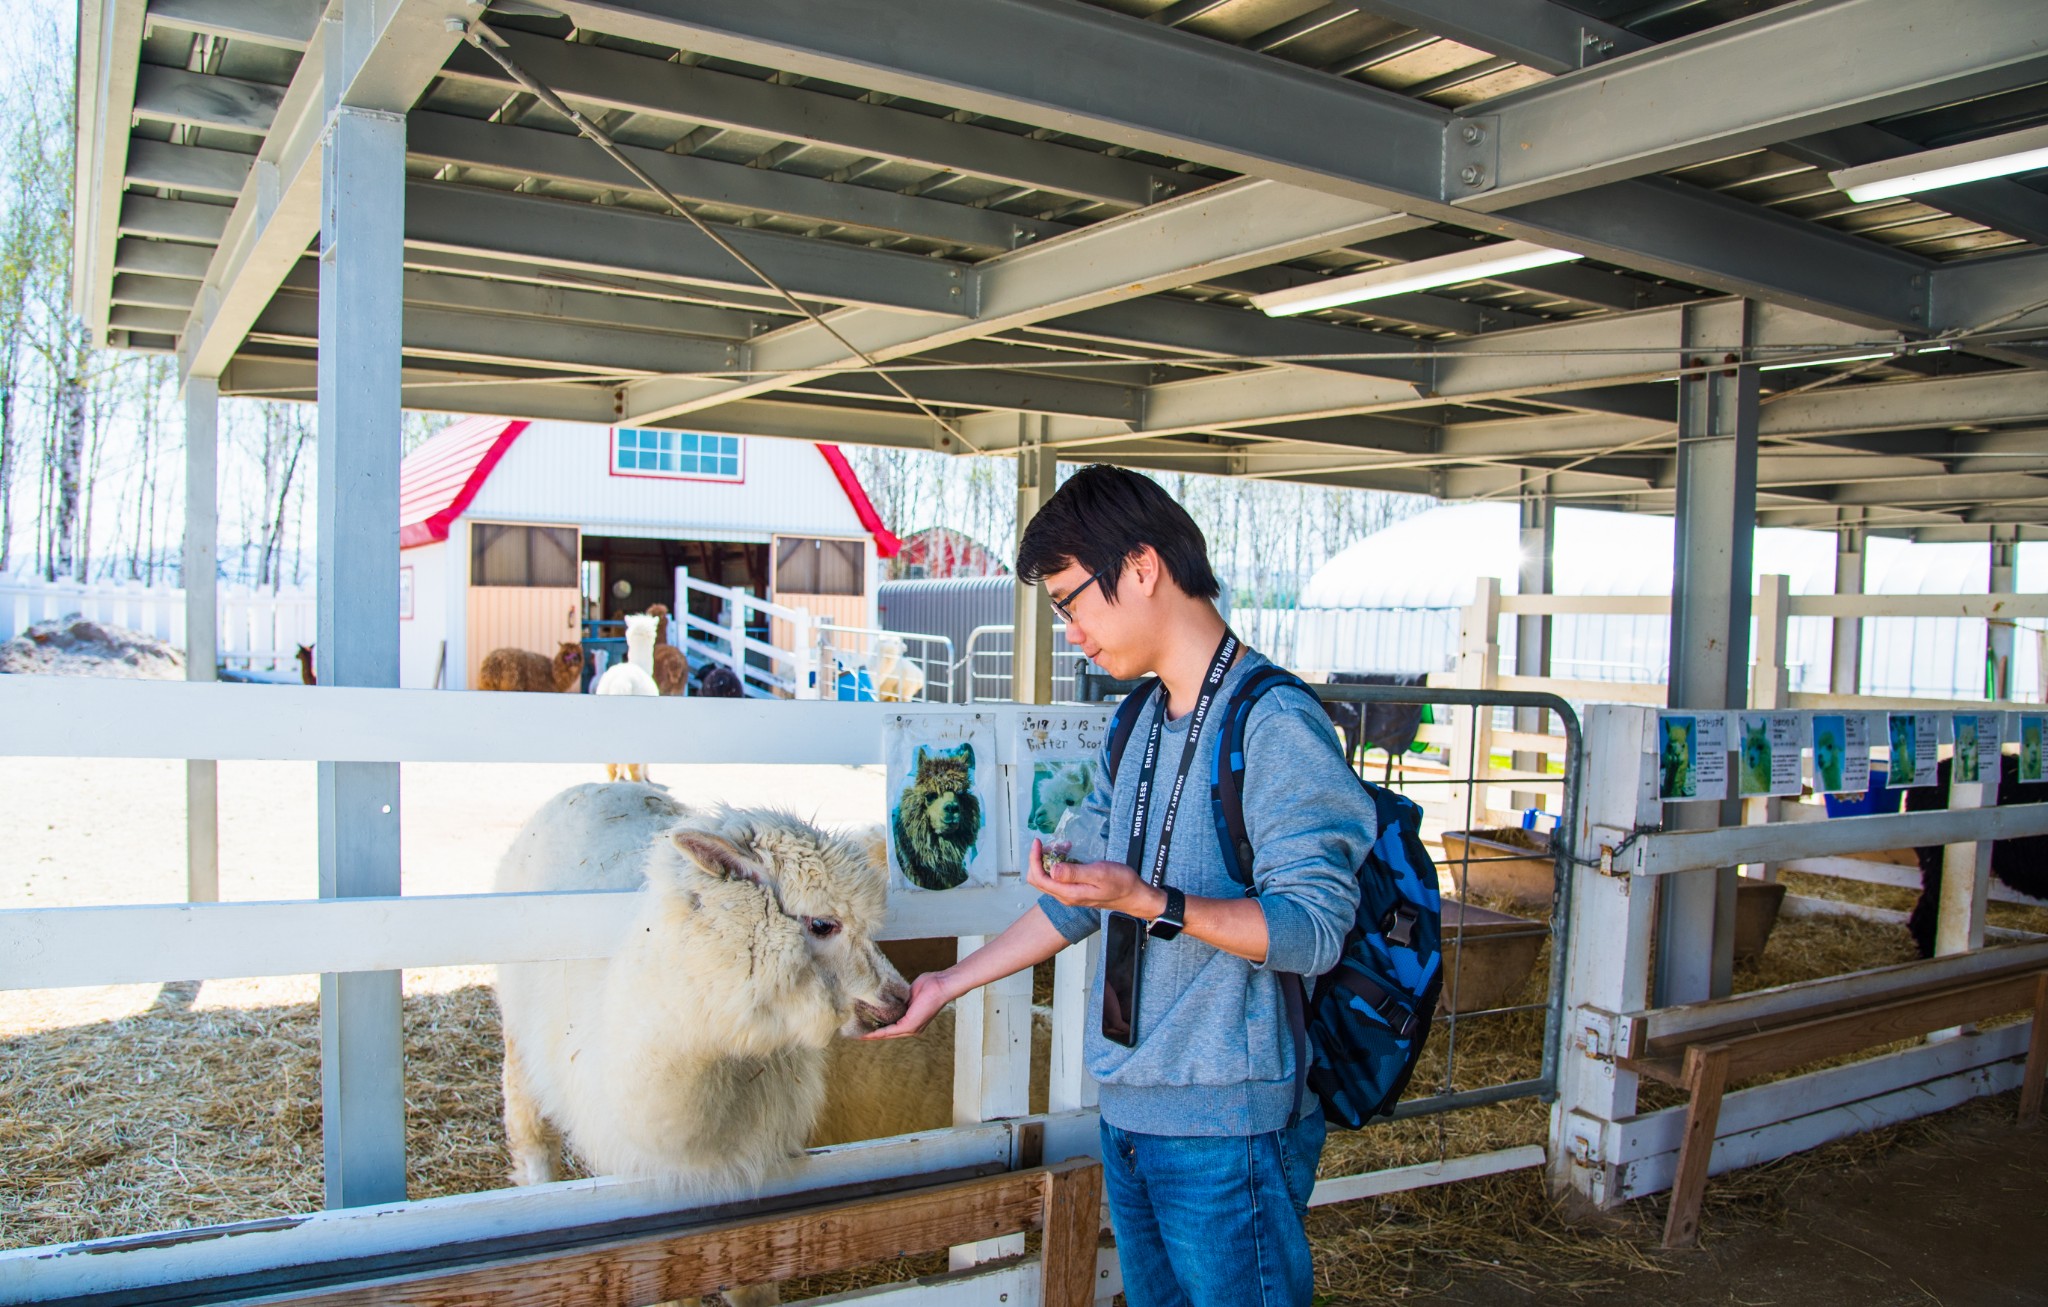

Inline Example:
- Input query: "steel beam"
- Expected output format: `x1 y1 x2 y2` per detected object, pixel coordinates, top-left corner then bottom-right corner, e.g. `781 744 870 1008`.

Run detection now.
180 0 475 381
144 0 321 50
436 32 1187 209
618 178 1416 425
795 368 1142 421
114 237 214 280
74 0 147 340
1659 299 1757 1007
1928 248 2048 336
1036 298 1427 383
131 63 286 134
405 111 1066 252
251 288 742 377
1135 300 1887 436
408 181 971 317
182 375 219 905
1352 0 1647 74
1461 0 2048 208
1014 419 1057 704
315 104 407 1212
548 0 1942 329
220 354 620 424
119 194 231 243
125 138 256 197
1513 480 1554 806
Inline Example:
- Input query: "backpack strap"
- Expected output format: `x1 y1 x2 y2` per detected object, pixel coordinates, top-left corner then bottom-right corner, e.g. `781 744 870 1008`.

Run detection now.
1104 677 1160 783
1211 666 1322 892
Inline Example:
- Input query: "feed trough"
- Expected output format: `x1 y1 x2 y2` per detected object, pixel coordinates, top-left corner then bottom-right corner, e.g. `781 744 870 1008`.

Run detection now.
1438 899 1548 1016
1438 828 1557 909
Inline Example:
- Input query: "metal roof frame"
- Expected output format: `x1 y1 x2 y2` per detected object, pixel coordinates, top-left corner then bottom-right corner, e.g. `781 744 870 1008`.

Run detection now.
72 0 2048 540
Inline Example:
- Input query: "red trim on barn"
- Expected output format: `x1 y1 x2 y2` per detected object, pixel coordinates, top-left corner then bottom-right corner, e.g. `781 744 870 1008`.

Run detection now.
398 417 529 549
818 444 902 559
397 420 902 558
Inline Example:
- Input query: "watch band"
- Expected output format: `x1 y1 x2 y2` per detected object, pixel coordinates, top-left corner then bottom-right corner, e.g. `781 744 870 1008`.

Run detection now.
1148 885 1186 940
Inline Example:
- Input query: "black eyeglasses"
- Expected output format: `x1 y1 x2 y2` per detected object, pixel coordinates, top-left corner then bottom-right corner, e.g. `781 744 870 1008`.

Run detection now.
1049 563 1110 624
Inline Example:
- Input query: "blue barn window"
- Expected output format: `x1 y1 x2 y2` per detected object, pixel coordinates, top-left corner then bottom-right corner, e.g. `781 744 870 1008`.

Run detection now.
611 428 744 481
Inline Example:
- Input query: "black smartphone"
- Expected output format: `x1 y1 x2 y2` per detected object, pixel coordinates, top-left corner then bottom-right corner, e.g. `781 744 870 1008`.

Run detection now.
1102 910 1144 1047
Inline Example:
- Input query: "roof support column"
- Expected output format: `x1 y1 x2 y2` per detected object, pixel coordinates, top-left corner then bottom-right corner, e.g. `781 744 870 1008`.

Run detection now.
182 374 219 904
315 102 407 1211
1513 482 1555 812
1013 419 1058 706
1988 527 2018 700
1829 518 1865 696
1658 300 1758 1006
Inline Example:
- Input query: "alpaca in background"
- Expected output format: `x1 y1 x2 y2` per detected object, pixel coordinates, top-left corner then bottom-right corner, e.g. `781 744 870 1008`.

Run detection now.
294 643 315 686
478 642 584 693
645 603 689 696
594 614 660 782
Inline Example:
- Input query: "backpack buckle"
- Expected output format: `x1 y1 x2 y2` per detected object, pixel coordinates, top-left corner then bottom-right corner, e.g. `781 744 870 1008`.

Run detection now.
1382 903 1420 949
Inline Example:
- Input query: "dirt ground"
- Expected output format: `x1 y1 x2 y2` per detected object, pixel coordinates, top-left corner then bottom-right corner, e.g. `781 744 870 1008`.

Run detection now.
1381 1093 2048 1307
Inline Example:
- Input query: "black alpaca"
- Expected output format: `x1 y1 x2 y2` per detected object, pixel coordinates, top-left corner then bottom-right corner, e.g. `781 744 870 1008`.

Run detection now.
1902 752 2048 956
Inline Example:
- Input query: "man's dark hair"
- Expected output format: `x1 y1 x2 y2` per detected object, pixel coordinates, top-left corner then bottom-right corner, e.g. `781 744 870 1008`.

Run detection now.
1015 465 1219 603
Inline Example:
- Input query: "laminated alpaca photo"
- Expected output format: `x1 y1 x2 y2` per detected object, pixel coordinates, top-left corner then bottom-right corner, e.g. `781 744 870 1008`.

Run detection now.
884 715 1002 891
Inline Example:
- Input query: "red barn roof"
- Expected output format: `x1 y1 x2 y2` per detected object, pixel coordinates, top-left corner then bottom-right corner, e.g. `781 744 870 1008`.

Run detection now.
399 417 529 549
397 418 899 556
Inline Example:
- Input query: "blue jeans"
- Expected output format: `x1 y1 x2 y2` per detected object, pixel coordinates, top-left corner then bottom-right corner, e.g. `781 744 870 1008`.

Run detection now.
1100 1107 1327 1307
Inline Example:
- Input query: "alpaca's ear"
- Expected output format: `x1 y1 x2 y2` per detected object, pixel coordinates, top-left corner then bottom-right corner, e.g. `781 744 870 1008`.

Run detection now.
959 743 975 769
669 829 769 885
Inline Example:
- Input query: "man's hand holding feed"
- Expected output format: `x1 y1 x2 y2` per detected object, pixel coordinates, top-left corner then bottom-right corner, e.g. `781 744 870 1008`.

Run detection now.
864 969 954 1039
1027 837 1166 920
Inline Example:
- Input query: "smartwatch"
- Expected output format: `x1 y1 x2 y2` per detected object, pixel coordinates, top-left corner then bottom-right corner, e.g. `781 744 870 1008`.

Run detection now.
1147 885 1186 940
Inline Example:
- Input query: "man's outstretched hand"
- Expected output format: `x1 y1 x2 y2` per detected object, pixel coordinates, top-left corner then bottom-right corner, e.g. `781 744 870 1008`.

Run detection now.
1026 838 1165 919
863 969 953 1039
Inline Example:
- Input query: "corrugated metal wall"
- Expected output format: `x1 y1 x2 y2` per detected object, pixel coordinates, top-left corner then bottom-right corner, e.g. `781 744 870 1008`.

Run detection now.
467 586 581 687
877 577 1093 702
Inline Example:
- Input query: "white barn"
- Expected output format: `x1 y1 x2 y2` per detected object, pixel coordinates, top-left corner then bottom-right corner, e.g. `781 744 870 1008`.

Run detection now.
396 418 899 689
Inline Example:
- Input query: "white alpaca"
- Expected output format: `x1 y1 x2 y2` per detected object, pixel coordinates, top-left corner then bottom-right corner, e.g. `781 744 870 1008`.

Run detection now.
595 614 660 781
872 634 927 703
496 786 917 1307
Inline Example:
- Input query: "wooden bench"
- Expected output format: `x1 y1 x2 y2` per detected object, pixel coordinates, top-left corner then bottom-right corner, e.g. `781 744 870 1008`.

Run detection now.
1621 961 2048 1249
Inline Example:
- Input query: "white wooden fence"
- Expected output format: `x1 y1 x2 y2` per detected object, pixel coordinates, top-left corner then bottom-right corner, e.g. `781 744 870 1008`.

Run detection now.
0 678 1547 1304
0 576 315 673
1551 702 2048 1211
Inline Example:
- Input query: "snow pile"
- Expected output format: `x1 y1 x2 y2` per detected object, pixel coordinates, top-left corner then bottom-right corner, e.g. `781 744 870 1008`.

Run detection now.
0 616 186 679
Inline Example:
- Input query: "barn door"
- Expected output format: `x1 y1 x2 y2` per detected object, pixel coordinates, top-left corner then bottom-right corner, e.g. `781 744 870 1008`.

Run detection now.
466 522 582 688
770 534 869 652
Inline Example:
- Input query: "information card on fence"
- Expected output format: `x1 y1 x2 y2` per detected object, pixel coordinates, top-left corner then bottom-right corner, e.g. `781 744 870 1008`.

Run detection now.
1737 712 1804 797
1884 712 1939 788
2022 715 2046 784
1807 713 1869 794
1951 712 2002 785
1658 711 1728 802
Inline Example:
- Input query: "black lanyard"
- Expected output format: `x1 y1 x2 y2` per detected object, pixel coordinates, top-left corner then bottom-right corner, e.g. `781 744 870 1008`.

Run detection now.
1122 630 1238 889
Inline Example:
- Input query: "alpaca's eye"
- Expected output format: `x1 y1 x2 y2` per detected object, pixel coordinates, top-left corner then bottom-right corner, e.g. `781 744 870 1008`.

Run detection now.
808 918 840 939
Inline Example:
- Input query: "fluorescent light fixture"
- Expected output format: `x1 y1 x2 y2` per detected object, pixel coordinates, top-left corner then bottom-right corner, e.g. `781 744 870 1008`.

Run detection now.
1757 350 1896 373
1251 241 1582 317
1829 124 2048 203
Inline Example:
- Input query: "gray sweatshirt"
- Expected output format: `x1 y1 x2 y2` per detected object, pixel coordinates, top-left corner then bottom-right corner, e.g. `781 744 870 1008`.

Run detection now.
1038 648 1372 1137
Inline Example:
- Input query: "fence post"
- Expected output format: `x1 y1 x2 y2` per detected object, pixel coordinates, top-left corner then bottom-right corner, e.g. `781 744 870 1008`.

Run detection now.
793 610 819 700
1743 574 1791 883
183 375 220 905
727 594 750 693
1549 703 1660 1212
951 931 1035 1268
1447 576 1501 822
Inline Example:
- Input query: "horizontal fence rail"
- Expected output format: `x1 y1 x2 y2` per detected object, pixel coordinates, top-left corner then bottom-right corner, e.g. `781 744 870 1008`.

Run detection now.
1619 803 2048 876
0 883 1046 991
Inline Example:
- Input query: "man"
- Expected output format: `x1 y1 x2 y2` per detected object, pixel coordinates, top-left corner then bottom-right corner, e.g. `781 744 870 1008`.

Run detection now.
868 465 1371 1307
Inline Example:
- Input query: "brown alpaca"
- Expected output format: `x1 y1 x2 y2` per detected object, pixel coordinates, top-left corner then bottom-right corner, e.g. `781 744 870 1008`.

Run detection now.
644 604 688 696
295 643 316 686
478 642 585 692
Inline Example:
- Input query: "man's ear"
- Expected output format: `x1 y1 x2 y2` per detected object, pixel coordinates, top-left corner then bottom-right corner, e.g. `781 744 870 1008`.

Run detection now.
1129 544 1161 597
669 828 769 886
